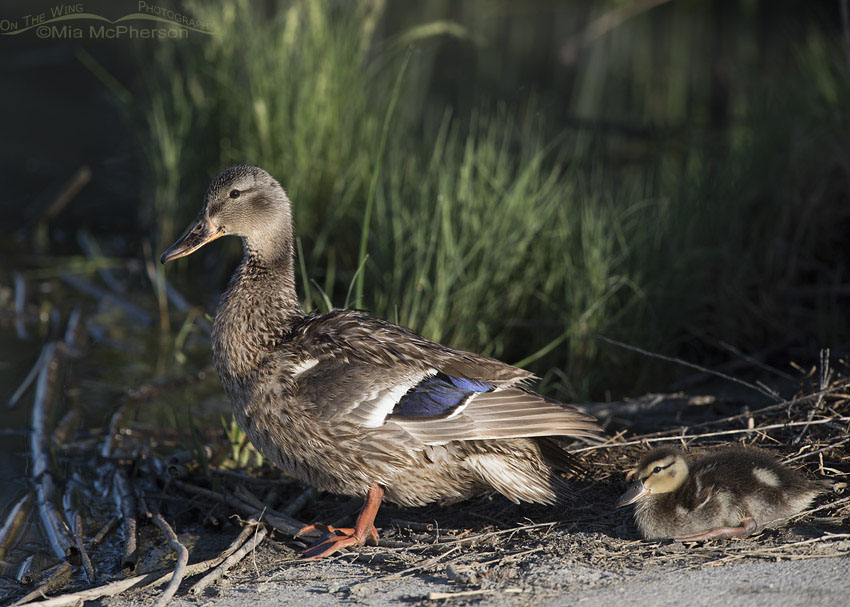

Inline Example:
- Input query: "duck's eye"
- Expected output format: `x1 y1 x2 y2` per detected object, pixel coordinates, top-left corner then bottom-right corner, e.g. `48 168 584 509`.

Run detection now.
229 189 241 199
653 466 662 474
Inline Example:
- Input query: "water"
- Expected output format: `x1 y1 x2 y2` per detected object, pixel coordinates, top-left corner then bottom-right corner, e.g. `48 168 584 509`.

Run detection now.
0 267 230 584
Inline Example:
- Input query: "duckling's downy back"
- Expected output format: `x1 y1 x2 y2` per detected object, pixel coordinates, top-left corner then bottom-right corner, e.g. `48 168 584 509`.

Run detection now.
628 446 826 540
694 447 822 522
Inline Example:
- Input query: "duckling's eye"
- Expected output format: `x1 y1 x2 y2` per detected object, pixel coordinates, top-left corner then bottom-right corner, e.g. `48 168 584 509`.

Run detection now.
653 466 662 474
229 189 241 199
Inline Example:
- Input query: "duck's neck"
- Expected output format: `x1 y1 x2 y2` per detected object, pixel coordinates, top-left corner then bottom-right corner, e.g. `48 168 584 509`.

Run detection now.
212 233 301 387
242 235 298 299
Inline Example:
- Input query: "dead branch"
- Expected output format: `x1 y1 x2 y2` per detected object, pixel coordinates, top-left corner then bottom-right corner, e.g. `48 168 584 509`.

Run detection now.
190 523 268 595
166 446 214 478
126 367 211 402
573 417 850 453
50 410 78 447
172 480 306 537
60 273 152 326
101 404 127 458
8 344 52 409
211 468 292 486
149 512 189 607
73 513 95 584
782 437 850 463
77 230 125 294
42 166 91 222
15 555 36 585
389 519 436 533
281 486 314 517
12 563 72 606
13 270 27 340
89 516 119 546
0 493 33 563
12 554 228 607
10 308 84 411
113 469 138 572
200 519 263 576
30 341 77 563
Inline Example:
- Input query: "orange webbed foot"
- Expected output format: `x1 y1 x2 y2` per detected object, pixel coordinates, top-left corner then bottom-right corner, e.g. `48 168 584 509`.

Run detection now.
297 482 384 559
301 524 379 559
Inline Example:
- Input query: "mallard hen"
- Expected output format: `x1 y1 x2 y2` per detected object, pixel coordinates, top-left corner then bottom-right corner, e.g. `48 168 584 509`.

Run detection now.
616 445 826 541
161 165 602 558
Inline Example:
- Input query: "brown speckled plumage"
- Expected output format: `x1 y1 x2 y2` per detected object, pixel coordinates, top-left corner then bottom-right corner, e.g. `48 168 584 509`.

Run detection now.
162 165 602 525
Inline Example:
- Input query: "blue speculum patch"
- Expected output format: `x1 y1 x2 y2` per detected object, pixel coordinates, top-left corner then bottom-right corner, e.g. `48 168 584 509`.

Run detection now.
393 373 494 418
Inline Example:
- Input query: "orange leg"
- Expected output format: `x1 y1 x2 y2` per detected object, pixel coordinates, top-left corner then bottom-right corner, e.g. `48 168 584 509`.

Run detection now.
674 517 758 542
298 482 384 559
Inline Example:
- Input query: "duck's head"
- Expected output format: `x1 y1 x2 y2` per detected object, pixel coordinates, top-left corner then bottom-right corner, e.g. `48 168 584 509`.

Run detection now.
616 446 689 507
160 165 293 265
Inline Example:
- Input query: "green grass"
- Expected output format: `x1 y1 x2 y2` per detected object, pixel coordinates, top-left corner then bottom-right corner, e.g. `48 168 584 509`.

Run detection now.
127 0 850 400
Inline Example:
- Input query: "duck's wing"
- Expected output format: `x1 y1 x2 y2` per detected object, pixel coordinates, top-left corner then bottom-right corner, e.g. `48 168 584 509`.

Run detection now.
292 309 532 385
289 310 602 445
386 375 601 445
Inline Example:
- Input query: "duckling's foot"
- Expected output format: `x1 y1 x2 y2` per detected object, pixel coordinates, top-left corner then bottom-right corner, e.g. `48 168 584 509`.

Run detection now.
299 482 384 559
674 517 757 542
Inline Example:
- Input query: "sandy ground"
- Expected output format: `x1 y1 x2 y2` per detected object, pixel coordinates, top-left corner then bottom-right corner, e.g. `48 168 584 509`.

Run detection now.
102 552 850 607
99 523 850 607
192 558 850 607
8 388 847 607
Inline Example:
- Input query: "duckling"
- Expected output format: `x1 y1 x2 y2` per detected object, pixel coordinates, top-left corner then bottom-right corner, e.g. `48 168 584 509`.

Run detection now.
160 165 603 558
616 445 826 541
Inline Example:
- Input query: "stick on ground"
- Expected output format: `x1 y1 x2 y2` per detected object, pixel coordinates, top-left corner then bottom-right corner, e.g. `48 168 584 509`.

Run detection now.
30 342 78 563
190 524 268 596
0 493 33 563
13 270 27 340
172 480 307 536
11 563 72 607
113 469 138 572
74 512 96 584
149 512 189 607
281 486 314 517
13 555 226 607
8 343 51 408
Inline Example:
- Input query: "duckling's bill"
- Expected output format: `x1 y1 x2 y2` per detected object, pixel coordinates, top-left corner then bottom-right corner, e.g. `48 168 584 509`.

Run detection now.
617 479 650 507
160 216 226 263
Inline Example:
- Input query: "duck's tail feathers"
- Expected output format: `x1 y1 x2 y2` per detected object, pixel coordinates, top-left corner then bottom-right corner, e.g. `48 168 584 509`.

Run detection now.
464 452 573 505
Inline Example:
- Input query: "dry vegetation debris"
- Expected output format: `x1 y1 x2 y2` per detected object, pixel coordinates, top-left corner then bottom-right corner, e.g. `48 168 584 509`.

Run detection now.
3 313 848 605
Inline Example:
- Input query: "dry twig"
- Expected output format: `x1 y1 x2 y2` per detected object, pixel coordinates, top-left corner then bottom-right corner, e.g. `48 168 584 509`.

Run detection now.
13 271 27 340
73 513 95 584
13 555 229 607
0 493 32 563
172 480 306 536
190 523 268 595
12 563 72 606
8 343 52 408
113 469 138 572
31 342 77 563
148 511 189 607
281 486 314 517
573 417 850 453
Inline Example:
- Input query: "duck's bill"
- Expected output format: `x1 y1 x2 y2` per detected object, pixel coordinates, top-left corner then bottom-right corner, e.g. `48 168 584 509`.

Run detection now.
160 217 225 263
616 480 650 507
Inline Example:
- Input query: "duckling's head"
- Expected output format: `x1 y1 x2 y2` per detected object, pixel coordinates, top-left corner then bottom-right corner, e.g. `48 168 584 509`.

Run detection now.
160 165 293 265
616 447 689 507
